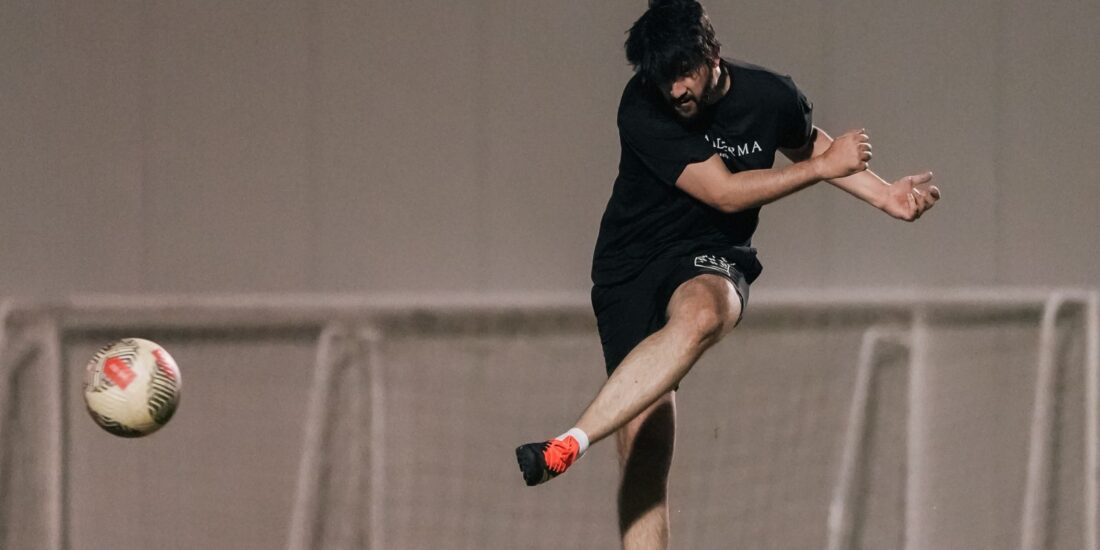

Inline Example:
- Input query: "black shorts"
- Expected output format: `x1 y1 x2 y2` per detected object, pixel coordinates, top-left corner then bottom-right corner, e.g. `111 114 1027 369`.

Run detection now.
591 247 759 376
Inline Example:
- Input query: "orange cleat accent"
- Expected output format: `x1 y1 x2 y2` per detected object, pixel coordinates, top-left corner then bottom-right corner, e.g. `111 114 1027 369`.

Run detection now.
543 436 580 474
516 435 581 486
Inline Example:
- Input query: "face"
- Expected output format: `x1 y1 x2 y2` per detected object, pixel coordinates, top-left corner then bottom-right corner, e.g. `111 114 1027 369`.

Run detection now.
661 59 722 120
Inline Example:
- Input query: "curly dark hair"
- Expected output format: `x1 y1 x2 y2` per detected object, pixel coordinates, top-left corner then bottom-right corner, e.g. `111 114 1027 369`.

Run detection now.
624 0 721 87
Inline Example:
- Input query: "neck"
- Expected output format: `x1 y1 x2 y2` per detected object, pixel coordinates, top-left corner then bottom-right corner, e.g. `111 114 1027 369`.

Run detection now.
700 62 731 107
711 62 731 102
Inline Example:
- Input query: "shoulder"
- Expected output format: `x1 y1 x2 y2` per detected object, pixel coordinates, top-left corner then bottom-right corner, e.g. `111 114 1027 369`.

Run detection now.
616 73 689 139
723 57 801 98
617 74 664 124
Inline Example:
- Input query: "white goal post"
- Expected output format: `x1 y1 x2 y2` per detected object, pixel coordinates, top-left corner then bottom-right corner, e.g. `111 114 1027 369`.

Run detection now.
0 288 1096 550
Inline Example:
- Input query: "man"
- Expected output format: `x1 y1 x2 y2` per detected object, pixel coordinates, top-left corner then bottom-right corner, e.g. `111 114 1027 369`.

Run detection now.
515 0 940 547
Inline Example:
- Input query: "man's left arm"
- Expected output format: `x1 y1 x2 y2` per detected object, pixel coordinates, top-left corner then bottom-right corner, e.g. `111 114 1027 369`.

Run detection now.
781 126 941 221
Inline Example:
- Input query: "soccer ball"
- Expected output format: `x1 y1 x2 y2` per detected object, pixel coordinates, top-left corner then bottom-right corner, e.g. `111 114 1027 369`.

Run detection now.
83 338 183 437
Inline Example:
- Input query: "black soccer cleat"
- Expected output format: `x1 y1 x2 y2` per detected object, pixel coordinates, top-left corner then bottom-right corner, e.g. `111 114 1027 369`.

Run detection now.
515 436 580 486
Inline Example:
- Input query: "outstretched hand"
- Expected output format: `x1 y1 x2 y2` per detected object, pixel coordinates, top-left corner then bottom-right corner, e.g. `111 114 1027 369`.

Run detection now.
882 171 940 221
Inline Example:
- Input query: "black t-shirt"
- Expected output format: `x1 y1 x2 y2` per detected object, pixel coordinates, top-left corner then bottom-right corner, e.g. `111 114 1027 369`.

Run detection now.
591 58 814 286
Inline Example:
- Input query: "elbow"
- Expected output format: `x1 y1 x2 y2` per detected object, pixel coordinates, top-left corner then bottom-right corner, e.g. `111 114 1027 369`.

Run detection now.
712 189 757 213
715 197 751 214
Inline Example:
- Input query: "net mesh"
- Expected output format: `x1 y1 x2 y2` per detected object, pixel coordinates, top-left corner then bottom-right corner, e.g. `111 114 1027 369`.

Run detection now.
0 294 1094 549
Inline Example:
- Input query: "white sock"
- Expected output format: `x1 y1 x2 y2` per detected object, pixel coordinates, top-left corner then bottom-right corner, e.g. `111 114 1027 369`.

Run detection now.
557 427 590 458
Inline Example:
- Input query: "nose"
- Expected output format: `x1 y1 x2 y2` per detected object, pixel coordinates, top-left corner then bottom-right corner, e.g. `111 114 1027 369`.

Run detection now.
670 80 688 101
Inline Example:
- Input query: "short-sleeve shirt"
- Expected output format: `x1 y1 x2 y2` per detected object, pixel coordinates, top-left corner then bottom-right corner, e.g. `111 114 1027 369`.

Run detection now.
591 58 814 286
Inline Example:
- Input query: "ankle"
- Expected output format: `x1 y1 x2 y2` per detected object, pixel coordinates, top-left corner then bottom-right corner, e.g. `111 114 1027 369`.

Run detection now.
557 427 590 458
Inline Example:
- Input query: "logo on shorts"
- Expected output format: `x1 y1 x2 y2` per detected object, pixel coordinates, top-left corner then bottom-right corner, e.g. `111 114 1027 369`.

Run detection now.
694 255 735 277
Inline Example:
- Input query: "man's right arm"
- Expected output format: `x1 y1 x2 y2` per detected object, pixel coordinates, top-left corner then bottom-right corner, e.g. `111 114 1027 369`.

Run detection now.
675 129 871 213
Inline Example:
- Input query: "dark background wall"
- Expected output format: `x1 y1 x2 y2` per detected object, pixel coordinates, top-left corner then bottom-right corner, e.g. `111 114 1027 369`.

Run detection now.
2 0 1097 295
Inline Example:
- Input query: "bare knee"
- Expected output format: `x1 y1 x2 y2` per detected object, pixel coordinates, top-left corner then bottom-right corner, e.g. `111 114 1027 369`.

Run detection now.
684 306 724 348
666 276 740 350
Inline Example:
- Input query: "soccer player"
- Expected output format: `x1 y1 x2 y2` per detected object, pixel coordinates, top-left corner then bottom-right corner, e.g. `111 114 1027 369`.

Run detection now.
515 0 940 547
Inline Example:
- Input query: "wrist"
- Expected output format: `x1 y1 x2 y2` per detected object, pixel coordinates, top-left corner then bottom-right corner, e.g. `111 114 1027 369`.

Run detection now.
870 179 893 210
807 156 829 181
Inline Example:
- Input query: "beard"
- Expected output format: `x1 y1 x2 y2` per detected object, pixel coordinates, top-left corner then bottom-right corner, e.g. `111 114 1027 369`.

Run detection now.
671 64 723 120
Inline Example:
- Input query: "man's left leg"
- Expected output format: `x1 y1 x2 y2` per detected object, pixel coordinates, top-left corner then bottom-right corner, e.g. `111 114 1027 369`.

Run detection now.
618 391 676 550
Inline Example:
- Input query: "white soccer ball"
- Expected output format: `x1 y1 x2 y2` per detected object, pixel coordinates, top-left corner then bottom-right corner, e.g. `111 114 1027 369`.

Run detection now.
83 338 183 437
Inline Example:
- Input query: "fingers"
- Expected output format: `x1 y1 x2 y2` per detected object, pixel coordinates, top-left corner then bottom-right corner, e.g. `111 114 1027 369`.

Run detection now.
850 129 871 170
859 143 873 163
858 130 872 168
889 171 939 222
914 184 939 203
910 187 927 216
900 171 936 194
909 174 940 219
912 171 938 204
921 188 938 212
846 129 870 142
824 128 873 178
908 170 934 186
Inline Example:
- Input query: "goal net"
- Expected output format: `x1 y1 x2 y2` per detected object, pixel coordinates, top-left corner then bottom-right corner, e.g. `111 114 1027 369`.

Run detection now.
0 289 1096 550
